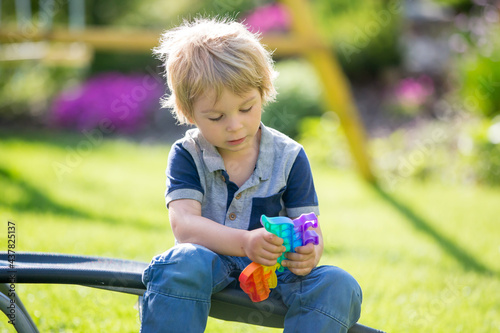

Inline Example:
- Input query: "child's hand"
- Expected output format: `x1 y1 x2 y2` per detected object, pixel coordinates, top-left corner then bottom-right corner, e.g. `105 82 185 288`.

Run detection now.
282 243 317 276
243 228 286 266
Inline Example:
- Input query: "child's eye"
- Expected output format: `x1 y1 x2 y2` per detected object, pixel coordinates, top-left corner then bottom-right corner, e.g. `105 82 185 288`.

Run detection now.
209 115 223 121
240 106 253 113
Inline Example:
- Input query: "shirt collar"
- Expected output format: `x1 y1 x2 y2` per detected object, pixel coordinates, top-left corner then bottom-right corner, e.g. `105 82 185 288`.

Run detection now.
190 129 226 173
254 122 273 181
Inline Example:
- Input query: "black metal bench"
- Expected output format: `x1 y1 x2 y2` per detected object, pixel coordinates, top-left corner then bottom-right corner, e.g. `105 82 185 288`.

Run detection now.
0 252 384 332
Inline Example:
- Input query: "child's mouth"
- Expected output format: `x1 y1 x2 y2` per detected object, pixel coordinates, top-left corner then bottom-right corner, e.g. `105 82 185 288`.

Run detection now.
228 137 246 145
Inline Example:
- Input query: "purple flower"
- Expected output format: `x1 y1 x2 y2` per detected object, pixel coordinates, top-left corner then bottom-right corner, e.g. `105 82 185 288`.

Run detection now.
50 72 163 133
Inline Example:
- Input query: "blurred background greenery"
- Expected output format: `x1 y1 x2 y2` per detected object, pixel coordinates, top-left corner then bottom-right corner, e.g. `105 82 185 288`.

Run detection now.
1 0 500 332
1 0 500 187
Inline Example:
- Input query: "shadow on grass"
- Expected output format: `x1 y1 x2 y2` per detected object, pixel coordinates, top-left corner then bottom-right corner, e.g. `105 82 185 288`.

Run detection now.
371 183 497 276
0 166 163 232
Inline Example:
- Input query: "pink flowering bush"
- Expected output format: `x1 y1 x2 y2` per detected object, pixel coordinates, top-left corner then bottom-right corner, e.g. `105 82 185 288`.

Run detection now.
243 3 291 34
393 75 435 114
50 72 163 134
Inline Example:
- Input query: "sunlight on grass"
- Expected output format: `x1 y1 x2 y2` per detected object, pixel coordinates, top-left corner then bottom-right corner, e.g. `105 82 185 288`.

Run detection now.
309 166 500 332
1 129 499 332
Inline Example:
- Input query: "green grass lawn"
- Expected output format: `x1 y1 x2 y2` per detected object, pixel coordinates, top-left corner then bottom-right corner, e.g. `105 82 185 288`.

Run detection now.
1 128 499 332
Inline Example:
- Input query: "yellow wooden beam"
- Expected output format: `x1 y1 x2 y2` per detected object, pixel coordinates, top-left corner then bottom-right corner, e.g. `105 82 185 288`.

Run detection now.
0 28 326 55
262 34 327 57
281 0 375 183
0 27 159 52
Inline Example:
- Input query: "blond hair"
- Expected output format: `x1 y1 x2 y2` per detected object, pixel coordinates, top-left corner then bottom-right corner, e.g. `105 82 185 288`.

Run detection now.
153 17 278 124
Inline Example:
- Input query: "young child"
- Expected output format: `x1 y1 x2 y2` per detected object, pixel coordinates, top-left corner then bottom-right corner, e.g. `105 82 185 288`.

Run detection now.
141 17 362 333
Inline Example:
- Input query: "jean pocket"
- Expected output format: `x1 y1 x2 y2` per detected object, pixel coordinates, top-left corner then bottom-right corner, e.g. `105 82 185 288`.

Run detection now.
248 187 286 230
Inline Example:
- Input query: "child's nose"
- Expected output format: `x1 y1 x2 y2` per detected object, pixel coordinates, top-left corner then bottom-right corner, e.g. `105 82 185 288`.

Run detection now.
226 116 243 132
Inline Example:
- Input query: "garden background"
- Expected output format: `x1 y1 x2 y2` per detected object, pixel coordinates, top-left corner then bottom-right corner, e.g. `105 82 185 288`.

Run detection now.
1 0 500 332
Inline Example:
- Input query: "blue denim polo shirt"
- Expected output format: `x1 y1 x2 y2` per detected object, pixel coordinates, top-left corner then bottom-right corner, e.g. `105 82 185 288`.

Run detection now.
165 122 319 231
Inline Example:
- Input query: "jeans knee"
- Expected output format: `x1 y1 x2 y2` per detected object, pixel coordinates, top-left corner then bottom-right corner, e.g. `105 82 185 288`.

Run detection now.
325 266 362 301
281 266 362 330
322 266 363 321
143 243 222 299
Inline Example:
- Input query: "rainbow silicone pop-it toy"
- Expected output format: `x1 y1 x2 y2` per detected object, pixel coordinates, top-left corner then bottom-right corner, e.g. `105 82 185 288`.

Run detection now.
239 213 319 302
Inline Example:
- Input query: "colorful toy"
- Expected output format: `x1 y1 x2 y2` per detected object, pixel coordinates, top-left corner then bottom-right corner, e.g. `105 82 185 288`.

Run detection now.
239 213 319 302
239 262 279 302
261 212 319 272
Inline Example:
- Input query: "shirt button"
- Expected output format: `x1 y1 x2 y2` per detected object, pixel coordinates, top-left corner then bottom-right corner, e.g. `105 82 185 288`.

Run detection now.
235 193 242 200
229 213 236 220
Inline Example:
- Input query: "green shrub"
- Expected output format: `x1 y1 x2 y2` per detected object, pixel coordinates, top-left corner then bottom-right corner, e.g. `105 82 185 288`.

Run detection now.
297 114 350 169
313 0 402 80
450 6 500 119
0 62 85 121
459 53 500 118
263 59 324 138
467 117 500 185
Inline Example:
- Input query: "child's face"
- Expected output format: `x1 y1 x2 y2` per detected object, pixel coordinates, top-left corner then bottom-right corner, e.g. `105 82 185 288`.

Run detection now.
192 87 262 157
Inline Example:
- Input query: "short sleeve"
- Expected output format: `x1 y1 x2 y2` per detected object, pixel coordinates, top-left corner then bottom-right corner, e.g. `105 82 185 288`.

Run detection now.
282 148 319 217
165 142 204 208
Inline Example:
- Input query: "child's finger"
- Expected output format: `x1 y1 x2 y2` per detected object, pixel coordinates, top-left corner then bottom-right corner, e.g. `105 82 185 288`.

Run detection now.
262 239 286 254
283 252 300 262
254 249 282 266
265 232 284 246
258 258 279 267
281 258 313 275
294 243 315 254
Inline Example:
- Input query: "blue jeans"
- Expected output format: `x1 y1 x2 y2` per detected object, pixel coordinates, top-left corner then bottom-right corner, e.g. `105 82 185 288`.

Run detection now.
140 244 362 333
